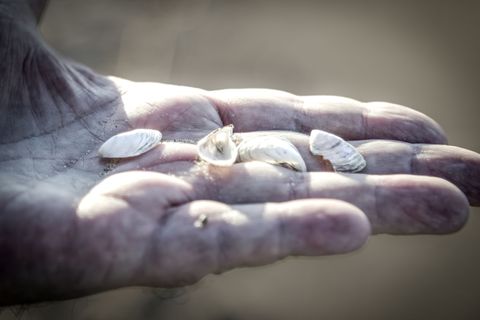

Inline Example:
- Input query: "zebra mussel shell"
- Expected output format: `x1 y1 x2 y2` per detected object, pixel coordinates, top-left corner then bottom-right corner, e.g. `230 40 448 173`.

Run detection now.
309 129 366 172
96 124 365 173
237 135 307 172
98 129 162 158
197 125 238 166
197 126 365 172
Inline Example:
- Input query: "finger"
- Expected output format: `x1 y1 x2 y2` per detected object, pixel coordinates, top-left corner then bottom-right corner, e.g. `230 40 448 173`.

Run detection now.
144 199 369 285
236 131 480 205
351 140 480 206
189 163 469 235
208 90 447 144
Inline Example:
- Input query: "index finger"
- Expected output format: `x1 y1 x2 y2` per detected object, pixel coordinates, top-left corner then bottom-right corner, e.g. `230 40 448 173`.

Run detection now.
144 198 369 286
208 89 447 144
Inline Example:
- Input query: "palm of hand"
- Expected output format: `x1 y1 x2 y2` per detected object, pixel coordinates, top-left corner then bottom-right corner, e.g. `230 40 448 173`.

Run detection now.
1 34 479 304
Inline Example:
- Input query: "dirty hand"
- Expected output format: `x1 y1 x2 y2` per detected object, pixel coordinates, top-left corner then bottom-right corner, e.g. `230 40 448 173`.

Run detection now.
1 0 479 305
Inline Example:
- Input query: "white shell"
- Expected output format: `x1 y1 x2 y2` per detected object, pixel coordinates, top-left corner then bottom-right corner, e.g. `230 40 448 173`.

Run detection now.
237 135 307 172
197 125 238 166
98 129 162 158
309 129 366 172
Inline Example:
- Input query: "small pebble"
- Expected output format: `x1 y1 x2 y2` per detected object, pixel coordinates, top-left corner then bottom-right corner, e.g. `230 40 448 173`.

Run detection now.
194 214 208 228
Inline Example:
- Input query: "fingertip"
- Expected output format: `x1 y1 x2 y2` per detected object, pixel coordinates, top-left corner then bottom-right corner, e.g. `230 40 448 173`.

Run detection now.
413 145 480 206
286 199 371 255
429 177 469 233
375 175 469 234
338 201 371 252
367 102 448 144
317 200 371 254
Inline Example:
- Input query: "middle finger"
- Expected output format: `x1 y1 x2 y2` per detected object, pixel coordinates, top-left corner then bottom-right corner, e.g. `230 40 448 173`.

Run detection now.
234 131 480 205
188 162 469 235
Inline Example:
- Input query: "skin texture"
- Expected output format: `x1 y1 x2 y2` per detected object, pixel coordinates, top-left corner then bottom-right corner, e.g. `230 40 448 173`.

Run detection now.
0 0 479 306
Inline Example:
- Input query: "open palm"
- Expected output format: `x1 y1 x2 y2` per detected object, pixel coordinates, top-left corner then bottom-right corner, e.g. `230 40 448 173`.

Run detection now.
1 2 479 305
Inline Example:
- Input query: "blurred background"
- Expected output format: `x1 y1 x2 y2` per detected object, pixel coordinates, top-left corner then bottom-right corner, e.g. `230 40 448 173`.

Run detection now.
3 0 479 319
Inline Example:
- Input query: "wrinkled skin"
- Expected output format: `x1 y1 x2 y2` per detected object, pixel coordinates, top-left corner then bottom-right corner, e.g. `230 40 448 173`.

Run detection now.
1 0 479 305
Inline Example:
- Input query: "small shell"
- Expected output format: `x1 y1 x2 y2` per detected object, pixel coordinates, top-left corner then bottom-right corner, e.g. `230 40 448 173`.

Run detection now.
197 125 238 166
237 135 307 172
98 129 162 158
309 129 366 172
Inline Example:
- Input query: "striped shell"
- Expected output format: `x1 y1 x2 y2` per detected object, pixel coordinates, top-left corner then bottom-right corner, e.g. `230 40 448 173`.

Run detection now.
237 135 307 172
98 129 162 158
197 125 238 166
309 129 366 172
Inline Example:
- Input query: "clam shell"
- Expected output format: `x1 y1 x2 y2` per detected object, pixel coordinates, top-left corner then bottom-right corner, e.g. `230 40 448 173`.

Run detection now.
197 125 238 166
98 129 162 158
237 135 307 172
309 129 366 172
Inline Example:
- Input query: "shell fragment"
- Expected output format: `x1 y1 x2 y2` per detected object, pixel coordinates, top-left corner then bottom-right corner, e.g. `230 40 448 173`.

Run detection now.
197 125 238 166
98 129 162 158
309 129 366 172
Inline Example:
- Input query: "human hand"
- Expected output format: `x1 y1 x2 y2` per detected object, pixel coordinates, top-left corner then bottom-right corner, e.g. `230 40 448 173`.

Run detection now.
1 1 479 305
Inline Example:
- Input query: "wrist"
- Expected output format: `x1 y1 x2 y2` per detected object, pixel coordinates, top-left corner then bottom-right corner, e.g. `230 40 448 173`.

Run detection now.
0 18 120 144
